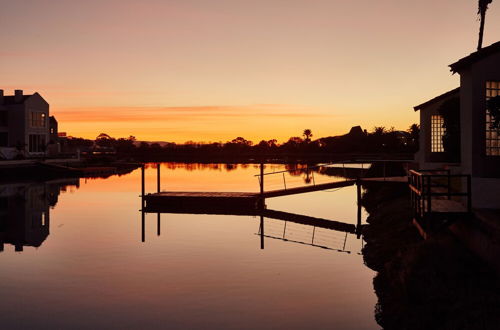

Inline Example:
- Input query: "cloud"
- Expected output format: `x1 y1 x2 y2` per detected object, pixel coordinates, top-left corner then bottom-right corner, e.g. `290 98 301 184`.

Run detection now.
53 105 327 122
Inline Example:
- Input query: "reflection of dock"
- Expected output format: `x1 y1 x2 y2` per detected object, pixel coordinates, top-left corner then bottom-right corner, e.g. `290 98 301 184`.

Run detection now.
142 202 358 234
140 206 362 252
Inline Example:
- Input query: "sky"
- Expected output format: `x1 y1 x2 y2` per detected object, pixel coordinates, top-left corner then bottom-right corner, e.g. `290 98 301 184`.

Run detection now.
1 0 499 143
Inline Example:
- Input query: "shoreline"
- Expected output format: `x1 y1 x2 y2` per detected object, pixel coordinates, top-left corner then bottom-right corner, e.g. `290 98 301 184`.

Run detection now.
361 181 500 329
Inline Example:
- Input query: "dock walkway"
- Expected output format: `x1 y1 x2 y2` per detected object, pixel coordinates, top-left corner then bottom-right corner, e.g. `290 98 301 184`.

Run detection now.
141 161 409 213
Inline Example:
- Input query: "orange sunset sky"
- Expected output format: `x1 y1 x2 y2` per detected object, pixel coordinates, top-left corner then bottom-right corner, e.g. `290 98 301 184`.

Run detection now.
1 0 499 143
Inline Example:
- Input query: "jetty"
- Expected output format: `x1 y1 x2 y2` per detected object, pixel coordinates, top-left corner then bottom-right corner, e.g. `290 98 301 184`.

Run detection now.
141 163 408 212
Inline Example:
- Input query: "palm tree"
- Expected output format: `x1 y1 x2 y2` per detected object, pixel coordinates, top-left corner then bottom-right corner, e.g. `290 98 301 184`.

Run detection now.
303 129 313 143
477 0 493 50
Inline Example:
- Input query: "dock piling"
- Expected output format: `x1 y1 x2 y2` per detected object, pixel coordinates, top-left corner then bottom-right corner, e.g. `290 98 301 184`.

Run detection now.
141 209 145 242
157 163 161 193
356 180 362 238
260 215 264 249
141 164 145 209
157 213 161 236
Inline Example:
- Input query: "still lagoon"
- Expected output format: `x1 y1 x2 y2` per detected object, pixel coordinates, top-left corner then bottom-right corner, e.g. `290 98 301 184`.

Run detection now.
0 163 377 329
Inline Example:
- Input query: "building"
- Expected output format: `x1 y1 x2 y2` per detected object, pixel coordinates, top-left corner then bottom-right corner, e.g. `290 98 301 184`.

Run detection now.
414 41 500 208
0 89 55 158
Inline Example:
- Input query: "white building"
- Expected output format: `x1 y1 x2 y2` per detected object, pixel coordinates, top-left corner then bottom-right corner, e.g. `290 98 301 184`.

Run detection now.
414 41 500 208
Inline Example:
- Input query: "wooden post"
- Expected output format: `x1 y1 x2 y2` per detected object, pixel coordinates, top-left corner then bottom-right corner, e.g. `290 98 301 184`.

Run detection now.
141 165 147 242
261 218 265 249
259 163 264 209
141 165 145 209
157 163 161 193
356 180 362 239
141 209 145 242
260 163 264 196
157 213 161 236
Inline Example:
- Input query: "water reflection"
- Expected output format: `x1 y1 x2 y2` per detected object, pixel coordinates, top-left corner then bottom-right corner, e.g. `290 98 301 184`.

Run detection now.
141 207 364 254
0 163 377 329
0 179 79 252
258 217 362 254
140 162 366 253
142 162 368 185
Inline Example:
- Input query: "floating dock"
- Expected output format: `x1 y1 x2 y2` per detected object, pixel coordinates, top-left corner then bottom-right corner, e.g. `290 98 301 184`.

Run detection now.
141 162 409 214
143 179 360 211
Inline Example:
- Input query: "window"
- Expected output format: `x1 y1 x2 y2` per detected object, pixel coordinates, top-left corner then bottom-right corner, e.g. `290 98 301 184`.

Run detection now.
486 81 500 156
30 112 46 128
431 115 445 152
28 134 46 153
0 111 7 126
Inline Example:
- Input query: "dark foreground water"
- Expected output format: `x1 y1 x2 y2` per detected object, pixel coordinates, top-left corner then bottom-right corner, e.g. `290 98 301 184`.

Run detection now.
0 163 376 329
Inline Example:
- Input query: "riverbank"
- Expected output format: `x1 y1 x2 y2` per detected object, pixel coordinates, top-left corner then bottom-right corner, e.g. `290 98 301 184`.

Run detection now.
361 182 500 329
0 159 141 182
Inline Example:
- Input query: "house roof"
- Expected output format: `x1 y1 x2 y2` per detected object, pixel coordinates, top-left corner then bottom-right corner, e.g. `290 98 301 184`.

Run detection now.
449 41 500 73
413 87 460 111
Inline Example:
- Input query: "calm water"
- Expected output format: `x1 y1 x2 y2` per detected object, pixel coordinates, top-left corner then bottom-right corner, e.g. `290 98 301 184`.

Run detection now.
0 163 377 329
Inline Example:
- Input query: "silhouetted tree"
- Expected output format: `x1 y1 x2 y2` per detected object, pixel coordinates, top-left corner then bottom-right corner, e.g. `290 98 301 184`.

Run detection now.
477 0 493 50
372 126 387 136
303 129 313 142
267 139 278 148
95 133 115 147
438 97 461 160
408 124 420 150
230 137 253 146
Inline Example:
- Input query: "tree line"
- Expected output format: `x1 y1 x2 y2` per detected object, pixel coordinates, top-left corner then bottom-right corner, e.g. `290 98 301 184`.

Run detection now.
61 125 419 161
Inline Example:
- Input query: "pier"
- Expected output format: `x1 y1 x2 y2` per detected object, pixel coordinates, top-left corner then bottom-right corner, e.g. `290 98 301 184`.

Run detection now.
139 162 410 246
141 163 408 212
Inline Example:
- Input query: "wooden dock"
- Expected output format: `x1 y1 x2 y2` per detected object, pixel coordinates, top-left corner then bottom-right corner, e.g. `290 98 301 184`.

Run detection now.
138 164 411 243
143 180 358 209
141 163 412 215
144 191 261 211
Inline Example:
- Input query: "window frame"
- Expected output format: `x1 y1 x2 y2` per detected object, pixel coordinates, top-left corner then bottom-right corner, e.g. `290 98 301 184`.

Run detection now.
431 114 445 153
30 112 46 128
486 81 500 156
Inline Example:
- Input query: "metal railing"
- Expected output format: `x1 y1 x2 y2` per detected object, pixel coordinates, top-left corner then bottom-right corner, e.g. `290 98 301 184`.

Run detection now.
254 162 364 193
409 169 472 221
